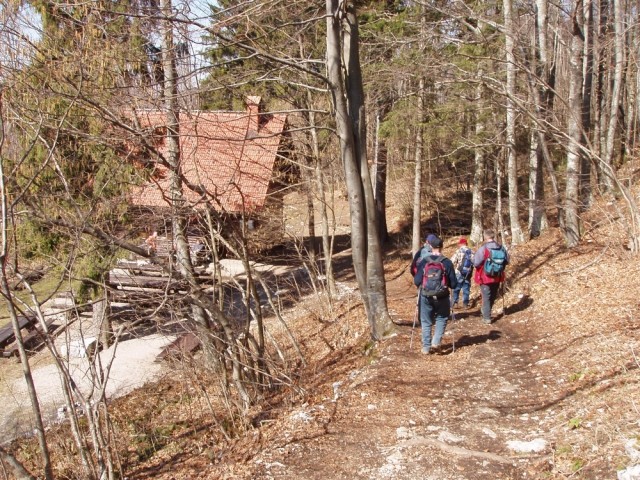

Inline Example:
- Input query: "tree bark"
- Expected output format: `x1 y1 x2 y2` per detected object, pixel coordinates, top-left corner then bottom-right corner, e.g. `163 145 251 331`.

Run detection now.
564 2 585 247
579 0 594 209
470 79 485 245
412 76 425 255
602 0 624 192
326 0 392 340
503 0 525 244
373 105 389 244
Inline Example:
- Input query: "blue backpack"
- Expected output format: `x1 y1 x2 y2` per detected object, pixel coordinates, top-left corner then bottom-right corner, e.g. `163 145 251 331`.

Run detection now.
483 246 507 277
458 249 474 278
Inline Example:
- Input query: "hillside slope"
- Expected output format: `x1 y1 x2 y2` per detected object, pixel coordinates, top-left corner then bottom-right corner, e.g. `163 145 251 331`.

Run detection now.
232 225 639 480
104 211 639 479
9 193 640 479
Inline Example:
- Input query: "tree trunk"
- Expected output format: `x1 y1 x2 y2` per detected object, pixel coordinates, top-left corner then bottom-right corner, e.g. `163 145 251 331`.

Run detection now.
503 0 525 244
374 106 389 244
528 131 548 237
580 0 594 209
326 0 392 340
564 3 585 247
470 79 485 245
93 297 112 349
303 72 336 297
304 163 318 260
412 77 425 255
161 0 208 325
602 0 624 192
595 0 610 187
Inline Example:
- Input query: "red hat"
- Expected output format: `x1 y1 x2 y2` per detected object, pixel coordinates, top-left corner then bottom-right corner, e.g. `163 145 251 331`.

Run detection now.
459 237 468 245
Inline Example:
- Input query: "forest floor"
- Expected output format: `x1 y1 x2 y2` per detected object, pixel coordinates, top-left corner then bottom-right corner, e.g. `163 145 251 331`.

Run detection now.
216 223 639 480
7 189 640 479
112 196 640 479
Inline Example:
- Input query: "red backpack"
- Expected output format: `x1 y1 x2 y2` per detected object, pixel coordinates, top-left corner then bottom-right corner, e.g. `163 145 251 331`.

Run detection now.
421 255 448 297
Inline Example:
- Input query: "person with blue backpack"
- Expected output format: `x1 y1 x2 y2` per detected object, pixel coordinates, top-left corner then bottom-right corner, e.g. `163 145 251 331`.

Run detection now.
473 228 509 324
450 237 474 309
413 235 458 354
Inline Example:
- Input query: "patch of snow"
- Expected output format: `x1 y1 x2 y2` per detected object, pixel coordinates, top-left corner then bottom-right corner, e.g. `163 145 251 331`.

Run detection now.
332 381 342 401
438 430 464 443
335 282 356 298
618 465 640 480
396 427 412 440
625 438 640 462
291 411 313 423
506 438 547 453
59 337 98 358
367 404 377 410
378 451 405 478
482 428 497 439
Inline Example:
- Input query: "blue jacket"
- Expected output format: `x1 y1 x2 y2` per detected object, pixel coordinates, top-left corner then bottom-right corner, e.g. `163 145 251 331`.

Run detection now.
413 253 458 291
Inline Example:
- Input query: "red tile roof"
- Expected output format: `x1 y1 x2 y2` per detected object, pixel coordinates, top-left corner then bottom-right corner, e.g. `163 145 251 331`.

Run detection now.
130 99 287 213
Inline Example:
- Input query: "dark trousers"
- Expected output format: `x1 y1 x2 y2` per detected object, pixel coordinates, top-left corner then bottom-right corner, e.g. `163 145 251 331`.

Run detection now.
480 283 501 321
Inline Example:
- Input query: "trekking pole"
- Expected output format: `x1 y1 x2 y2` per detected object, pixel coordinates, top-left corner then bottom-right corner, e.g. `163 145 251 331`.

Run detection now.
501 280 506 316
409 288 420 350
450 304 456 353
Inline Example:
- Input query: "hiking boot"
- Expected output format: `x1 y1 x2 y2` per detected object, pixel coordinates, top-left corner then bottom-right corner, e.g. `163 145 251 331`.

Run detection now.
421 346 430 355
482 317 492 324
430 344 442 354
463 303 469 310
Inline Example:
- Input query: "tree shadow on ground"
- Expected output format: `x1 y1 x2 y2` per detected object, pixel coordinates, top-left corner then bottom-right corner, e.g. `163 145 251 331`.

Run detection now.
504 293 533 314
436 330 502 355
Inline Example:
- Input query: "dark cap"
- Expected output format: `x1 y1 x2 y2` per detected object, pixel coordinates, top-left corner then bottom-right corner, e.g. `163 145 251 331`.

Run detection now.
429 236 443 248
426 233 437 244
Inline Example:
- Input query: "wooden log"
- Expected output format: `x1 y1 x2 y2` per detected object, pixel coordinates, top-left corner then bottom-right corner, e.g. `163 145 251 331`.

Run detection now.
108 273 186 289
155 332 200 362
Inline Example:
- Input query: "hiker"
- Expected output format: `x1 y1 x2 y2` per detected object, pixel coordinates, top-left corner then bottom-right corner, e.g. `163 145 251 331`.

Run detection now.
413 235 458 354
473 228 509 324
145 231 158 255
409 233 435 276
451 237 474 309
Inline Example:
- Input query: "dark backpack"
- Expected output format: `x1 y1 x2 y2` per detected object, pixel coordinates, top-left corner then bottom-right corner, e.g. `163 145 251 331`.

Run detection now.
458 249 474 278
421 255 449 297
483 246 507 277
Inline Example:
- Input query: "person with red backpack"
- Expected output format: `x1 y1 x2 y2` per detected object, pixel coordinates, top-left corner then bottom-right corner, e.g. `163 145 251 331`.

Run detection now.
450 237 474 309
473 229 509 324
412 235 458 354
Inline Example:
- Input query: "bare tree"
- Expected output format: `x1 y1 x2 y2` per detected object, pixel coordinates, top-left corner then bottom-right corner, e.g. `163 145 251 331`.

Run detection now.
564 0 586 247
503 0 526 245
412 76 425 255
326 0 392 340
601 0 624 192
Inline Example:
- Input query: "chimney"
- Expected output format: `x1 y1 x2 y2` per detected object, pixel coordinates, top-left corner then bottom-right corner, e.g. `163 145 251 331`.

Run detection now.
246 96 261 137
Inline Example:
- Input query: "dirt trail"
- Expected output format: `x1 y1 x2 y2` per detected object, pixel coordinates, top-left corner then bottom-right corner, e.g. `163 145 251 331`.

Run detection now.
241 230 640 480
251 289 558 479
